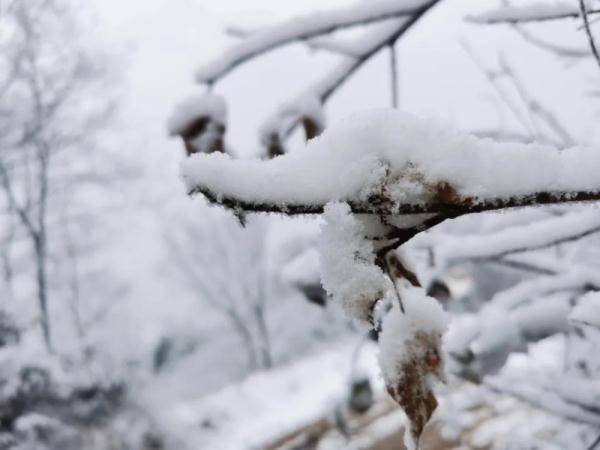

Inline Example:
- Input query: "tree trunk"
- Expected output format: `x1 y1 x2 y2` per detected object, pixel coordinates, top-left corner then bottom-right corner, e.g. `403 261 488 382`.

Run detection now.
34 234 52 352
254 303 273 369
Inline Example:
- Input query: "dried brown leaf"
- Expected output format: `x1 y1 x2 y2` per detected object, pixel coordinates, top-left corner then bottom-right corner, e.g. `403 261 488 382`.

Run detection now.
384 330 444 449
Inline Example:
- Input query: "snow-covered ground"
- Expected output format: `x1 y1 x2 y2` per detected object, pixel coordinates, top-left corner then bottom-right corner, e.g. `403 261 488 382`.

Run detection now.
148 339 382 449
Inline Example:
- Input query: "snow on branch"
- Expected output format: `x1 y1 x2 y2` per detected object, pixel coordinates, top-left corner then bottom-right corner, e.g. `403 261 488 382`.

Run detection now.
485 374 600 425
570 291 600 328
168 93 227 156
446 293 572 381
257 19 414 154
167 93 227 136
195 5 438 158
437 209 600 265
319 203 391 324
491 269 600 311
467 2 600 24
195 0 438 84
183 110 600 217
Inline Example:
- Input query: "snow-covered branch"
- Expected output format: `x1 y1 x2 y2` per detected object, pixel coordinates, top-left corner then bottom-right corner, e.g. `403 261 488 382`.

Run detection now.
437 209 600 265
184 110 600 218
485 375 600 425
257 12 434 154
195 0 439 84
467 3 600 24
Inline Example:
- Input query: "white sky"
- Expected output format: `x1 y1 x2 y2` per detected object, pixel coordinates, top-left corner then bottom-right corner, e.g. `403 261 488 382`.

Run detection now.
92 0 600 147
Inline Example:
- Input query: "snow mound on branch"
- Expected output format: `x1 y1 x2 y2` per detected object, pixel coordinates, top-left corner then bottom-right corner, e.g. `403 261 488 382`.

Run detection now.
282 95 325 132
182 109 600 207
319 202 390 324
167 93 227 136
570 292 600 328
259 94 325 148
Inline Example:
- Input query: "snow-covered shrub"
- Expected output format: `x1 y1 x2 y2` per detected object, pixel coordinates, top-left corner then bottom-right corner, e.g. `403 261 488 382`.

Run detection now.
0 330 165 450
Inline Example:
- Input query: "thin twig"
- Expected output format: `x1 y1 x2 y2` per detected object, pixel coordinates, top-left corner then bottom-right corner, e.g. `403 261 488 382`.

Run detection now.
389 42 399 108
513 25 589 59
197 0 439 84
579 0 600 71
449 223 600 265
461 41 534 137
588 431 600 450
383 255 405 313
269 2 442 144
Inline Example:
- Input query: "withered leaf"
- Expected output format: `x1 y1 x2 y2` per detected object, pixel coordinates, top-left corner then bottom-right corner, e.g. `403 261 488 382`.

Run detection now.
384 330 444 449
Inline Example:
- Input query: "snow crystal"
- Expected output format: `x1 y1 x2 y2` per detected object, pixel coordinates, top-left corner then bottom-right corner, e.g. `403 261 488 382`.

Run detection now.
378 287 448 385
319 202 390 324
167 93 227 136
570 291 600 328
182 109 600 208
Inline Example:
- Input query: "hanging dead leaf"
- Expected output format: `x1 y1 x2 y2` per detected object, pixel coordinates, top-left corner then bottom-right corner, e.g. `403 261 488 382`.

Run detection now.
385 330 443 448
378 289 447 450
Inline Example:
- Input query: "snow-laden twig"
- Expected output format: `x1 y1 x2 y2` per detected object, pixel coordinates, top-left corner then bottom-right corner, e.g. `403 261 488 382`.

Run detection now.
484 375 600 425
184 110 600 217
513 25 590 59
579 0 600 71
491 270 600 311
195 0 438 84
570 291 600 328
437 209 600 265
257 12 435 149
467 3 600 24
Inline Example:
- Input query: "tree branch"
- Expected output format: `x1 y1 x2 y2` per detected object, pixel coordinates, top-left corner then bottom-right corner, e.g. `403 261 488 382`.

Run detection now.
195 0 439 84
467 5 600 24
389 42 399 108
190 185 600 217
579 0 600 71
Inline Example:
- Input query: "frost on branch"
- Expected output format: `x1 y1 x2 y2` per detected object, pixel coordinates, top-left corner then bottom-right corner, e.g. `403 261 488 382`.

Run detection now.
378 287 448 450
168 93 227 156
319 203 390 325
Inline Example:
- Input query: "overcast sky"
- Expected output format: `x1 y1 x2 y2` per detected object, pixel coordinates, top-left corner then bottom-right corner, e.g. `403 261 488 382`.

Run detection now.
92 0 599 148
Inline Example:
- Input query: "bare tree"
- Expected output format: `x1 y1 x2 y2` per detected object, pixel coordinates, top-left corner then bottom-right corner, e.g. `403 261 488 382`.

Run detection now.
165 209 273 371
0 0 115 352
